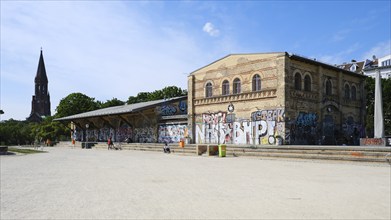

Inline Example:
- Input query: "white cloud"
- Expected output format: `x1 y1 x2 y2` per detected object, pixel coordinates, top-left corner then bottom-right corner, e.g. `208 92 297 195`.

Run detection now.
361 40 391 60
0 1 211 120
203 22 220 37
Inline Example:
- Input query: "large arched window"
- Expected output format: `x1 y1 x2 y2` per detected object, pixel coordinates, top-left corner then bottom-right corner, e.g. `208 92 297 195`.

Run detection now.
344 84 350 99
205 82 213 98
294 72 302 90
326 79 332 95
222 80 229 96
252 74 261 91
233 78 241 94
304 75 311 92
351 85 357 100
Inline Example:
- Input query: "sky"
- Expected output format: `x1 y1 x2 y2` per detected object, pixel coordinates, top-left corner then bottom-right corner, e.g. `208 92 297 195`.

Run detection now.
1 0 390 121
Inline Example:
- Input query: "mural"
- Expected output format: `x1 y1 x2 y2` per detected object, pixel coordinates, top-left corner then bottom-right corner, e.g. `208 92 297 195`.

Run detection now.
158 124 188 143
195 109 285 145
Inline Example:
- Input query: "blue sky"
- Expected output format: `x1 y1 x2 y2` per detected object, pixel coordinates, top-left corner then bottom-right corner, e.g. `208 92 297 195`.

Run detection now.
1 0 390 121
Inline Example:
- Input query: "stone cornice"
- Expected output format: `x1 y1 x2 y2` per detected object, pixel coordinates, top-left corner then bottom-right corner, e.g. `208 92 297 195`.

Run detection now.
193 89 277 106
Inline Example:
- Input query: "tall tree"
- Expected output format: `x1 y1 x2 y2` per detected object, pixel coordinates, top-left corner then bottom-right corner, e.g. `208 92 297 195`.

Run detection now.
55 93 100 118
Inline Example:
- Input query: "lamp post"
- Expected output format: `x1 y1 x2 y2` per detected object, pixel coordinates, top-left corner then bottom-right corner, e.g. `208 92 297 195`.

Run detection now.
85 124 89 149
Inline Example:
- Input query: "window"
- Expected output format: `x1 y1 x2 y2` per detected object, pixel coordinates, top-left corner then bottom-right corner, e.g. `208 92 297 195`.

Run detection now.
351 86 357 100
294 72 302 90
304 75 311 92
252 74 261 91
233 78 241 94
205 82 213 98
326 79 332 95
344 84 350 99
222 80 230 96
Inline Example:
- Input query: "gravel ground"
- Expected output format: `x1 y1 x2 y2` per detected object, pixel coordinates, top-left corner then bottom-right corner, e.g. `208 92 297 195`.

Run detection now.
1 145 390 220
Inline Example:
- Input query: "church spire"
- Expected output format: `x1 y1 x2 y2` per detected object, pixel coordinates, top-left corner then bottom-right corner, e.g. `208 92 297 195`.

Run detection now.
35 48 48 83
27 49 51 122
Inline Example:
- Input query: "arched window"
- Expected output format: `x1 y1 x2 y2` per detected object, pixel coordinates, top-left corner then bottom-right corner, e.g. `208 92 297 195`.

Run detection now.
222 80 229 96
326 79 332 95
205 82 213 98
304 75 311 92
294 72 302 90
233 78 241 94
344 84 350 99
351 85 357 100
252 74 261 91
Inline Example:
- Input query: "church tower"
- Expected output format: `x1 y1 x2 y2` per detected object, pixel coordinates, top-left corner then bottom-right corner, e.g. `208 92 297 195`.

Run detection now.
27 49 51 122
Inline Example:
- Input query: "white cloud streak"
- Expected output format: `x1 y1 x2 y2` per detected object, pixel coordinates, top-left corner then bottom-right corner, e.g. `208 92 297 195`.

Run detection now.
203 22 220 37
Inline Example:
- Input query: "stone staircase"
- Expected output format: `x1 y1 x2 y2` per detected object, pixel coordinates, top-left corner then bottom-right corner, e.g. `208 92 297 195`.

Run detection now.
93 142 197 155
88 142 390 163
225 145 391 163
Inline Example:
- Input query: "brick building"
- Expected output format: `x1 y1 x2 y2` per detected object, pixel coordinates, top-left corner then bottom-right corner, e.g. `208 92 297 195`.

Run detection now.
187 52 366 145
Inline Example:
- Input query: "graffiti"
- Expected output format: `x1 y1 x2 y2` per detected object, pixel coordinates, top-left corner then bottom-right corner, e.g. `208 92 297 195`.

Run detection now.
296 112 317 127
158 124 188 143
289 112 318 145
196 109 285 145
361 138 384 146
134 127 156 143
251 109 284 122
178 101 187 113
160 105 177 116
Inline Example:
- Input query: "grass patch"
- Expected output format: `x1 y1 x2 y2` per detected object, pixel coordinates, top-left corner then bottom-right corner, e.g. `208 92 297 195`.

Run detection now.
7 148 47 154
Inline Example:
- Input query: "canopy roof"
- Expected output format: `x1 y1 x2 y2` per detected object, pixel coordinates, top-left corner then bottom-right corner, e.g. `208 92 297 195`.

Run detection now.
55 96 187 122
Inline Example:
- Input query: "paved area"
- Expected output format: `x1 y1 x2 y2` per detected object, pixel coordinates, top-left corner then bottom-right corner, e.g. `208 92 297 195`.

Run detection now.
1 145 390 220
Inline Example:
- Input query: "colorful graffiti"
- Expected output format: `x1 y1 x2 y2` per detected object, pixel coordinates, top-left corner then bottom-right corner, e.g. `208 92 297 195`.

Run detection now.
158 124 188 143
195 109 285 145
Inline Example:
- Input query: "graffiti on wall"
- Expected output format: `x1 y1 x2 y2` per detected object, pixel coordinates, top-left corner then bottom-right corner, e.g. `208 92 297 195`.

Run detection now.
158 124 188 143
74 125 133 143
195 109 285 145
134 127 156 143
288 112 318 145
160 105 177 116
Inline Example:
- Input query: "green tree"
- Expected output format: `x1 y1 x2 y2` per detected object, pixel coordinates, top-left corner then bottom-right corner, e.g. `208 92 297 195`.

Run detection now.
126 86 187 104
55 93 100 118
0 119 35 145
99 98 125 109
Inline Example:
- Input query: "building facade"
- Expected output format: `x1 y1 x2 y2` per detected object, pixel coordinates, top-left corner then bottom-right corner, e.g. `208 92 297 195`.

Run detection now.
27 50 51 122
188 52 367 145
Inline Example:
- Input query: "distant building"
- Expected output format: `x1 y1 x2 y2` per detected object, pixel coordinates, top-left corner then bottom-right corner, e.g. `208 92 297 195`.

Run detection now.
27 50 51 122
362 54 391 79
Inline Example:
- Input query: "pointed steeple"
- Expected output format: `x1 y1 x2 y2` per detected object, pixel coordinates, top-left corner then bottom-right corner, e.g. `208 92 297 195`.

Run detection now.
35 48 48 83
27 48 51 122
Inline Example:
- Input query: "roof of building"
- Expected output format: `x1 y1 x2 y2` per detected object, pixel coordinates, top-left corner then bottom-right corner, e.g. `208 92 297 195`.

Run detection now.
336 61 365 73
54 96 187 121
189 52 366 78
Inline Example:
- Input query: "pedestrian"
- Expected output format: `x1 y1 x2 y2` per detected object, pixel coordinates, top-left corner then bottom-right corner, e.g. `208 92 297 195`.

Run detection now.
108 136 114 150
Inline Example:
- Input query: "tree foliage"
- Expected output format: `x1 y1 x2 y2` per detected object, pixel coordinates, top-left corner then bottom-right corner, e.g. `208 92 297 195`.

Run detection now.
55 93 100 118
127 86 187 104
365 77 391 137
98 98 125 109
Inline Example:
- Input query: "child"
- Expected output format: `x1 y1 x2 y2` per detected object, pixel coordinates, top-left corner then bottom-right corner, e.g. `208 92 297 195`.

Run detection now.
163 141 170 153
